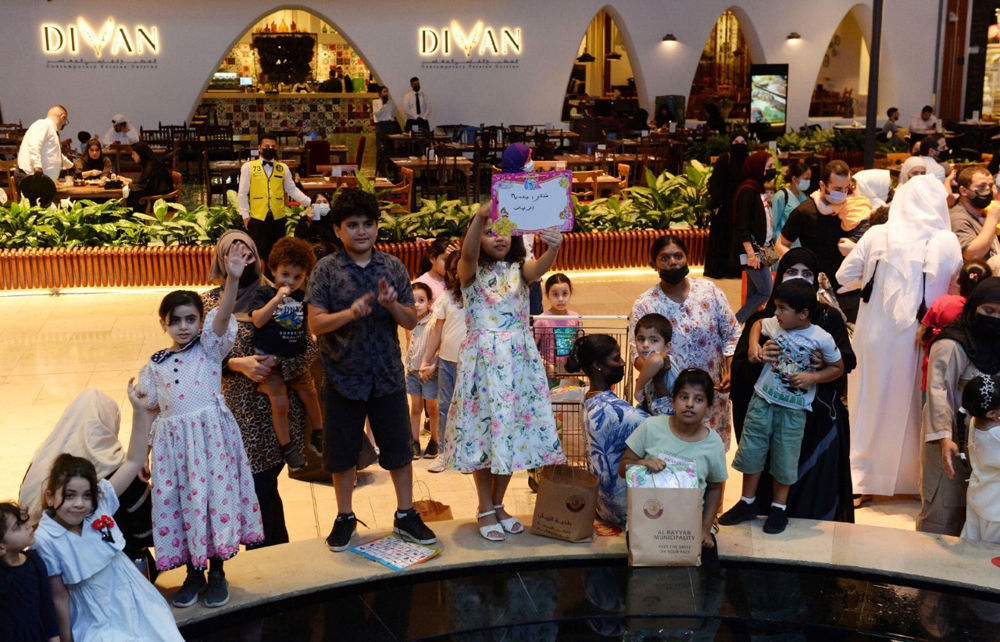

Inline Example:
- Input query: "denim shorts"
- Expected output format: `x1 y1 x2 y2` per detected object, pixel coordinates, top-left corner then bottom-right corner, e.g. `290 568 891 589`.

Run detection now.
406 369 438 399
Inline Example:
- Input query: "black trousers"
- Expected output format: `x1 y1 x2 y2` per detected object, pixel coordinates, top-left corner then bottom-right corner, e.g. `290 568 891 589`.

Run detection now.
404 118 429 133
246 464 289 549
246 213 286 277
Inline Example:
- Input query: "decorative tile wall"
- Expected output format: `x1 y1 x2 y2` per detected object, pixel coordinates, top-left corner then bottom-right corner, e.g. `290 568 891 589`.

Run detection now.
200 96 375 137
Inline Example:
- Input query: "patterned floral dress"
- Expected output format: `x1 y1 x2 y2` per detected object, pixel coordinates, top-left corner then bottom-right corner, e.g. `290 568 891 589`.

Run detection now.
629 279 740 450
139 308 264 571
444 261 566 474
583 391 649 524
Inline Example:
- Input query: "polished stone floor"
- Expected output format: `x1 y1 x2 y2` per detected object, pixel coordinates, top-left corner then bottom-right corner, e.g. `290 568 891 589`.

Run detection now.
0 269 919 543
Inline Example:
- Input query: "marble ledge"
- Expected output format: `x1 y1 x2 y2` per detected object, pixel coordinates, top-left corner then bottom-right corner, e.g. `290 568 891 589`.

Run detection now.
172 516 1000 628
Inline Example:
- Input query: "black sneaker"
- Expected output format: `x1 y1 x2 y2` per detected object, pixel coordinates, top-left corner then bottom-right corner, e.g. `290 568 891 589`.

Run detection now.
718 500 759 526
412 440 422 460
423 440 439 458
394 508 437 544
762 506 789 534
171 569 206 608
281 443 306 471
327 513 362 552
309 429 324 455
204 570 230 608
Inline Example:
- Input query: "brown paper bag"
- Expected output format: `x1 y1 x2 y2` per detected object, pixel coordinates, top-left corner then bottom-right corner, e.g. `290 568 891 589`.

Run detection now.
530 465 598 542
627 486 702 567
413 480 453 522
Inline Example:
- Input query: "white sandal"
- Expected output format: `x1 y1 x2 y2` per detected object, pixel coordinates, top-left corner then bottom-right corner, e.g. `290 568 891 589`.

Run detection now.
477 510 505 541
493 504 524 534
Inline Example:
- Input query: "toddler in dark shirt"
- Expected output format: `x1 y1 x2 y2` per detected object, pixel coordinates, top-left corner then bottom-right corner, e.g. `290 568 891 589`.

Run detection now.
1 502 59 642
251 237 322 471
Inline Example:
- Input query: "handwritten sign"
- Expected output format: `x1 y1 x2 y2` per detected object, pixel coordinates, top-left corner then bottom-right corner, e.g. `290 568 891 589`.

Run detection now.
490 170 573 236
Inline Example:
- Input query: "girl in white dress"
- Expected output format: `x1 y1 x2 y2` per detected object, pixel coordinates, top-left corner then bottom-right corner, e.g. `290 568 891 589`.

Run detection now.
138 242 264 609
960 374 1000 543
32 380 183 642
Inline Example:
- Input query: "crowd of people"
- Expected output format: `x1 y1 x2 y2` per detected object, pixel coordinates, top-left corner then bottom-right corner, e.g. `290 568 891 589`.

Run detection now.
4 123 1000 638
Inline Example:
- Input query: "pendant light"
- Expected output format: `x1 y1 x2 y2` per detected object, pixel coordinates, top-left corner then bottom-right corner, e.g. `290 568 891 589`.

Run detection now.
577 48 596 63
606 50 622 60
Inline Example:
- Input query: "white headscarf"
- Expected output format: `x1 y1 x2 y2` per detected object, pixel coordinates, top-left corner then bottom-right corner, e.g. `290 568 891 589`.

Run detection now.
881 175 954 330
898 157 926 185
853 169 891 208
19 389 123 525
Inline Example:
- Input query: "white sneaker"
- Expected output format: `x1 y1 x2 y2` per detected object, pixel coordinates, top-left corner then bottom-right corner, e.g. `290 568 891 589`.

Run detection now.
427 455 447 473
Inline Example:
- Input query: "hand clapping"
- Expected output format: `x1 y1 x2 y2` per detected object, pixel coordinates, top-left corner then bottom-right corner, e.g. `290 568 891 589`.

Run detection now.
350 292 375 321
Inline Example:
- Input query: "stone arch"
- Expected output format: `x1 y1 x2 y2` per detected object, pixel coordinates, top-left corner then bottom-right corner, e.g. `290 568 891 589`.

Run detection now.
686 6 765 121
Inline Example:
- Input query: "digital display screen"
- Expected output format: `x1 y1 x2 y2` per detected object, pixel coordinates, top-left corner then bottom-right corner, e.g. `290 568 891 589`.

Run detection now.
239 77 254 86
750 64 788 125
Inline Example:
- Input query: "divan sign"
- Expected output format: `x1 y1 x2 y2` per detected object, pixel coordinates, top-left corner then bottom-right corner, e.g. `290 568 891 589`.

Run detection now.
41 18 159 58
419 21 521 57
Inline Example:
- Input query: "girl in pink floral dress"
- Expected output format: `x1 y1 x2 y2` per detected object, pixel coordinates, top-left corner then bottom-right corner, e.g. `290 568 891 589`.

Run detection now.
444 203 566 542
138 242 263 609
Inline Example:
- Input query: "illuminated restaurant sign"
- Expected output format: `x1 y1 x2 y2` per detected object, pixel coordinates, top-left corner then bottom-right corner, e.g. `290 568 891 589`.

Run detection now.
41 18 159 57
419 21 521 57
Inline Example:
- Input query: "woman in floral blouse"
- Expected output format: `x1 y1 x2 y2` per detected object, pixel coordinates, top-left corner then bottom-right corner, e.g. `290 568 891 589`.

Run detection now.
629 234 740 450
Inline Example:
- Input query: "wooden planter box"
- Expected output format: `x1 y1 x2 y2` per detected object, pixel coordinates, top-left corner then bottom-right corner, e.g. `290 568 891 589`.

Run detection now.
0 229 709 291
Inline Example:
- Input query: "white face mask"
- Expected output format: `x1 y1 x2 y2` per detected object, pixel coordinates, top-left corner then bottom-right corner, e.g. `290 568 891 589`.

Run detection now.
797 179 811 191
826 189 847 204
522 160 535 173
311 203 330 220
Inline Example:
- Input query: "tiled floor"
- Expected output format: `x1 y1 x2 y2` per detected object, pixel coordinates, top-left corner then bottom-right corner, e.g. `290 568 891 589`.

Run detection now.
0 269 919 541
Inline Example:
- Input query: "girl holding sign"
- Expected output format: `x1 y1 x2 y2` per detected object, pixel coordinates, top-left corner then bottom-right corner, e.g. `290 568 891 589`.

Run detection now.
443 203 567 542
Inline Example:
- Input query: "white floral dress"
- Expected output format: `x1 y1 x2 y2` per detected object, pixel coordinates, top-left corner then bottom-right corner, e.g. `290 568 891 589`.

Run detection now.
444 262 566 474
629 279 740 450
139 308 264 571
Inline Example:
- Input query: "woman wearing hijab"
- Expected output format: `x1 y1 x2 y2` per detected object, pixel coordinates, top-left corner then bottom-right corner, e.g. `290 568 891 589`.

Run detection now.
73 139 112 180
733 151 776 323
19 389 154 560
898 156 927 185
852 169 892 209
731 248 857 522
704 103 727 134
200 230 316 547
705 133 749 279
919 277 1000 535
837 175 964 499
126 141 173 209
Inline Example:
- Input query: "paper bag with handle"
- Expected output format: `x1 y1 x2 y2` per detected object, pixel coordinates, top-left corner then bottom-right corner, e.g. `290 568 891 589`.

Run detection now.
627 485 703 567
413 479 453 523
530 465 598 542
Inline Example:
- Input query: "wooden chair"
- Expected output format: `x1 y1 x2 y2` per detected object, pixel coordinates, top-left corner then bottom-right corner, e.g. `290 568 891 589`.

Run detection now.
617 163 630 189
138 171 183 214
304 140 331 176
533 161 568 172
7 175 17 203
384 166 414 211
354 135 366 168
571 170 599 201
424 144 469 201
886 152 910 166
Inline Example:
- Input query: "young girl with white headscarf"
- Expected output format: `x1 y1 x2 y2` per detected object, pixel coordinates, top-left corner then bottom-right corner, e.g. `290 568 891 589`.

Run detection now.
837 175 963 497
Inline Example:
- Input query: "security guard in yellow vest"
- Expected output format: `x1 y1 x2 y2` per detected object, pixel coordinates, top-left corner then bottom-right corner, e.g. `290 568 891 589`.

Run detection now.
237 133 312 275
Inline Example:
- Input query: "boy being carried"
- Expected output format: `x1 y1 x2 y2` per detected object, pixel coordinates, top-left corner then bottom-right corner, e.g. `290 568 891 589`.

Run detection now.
250 237 322 471
719 279 844 534
633 313 682 416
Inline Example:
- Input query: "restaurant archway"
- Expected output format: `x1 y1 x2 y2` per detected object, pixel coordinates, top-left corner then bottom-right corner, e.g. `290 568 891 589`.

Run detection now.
685 8 763 124
189 6 385 174
561 7 643 132
807 6 872 119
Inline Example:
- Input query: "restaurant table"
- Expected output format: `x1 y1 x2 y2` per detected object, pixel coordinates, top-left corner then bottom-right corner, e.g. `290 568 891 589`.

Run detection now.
283 144 350 167
832 124 867 132
386 133 452 157
55 184 125 201
390 157 473 177
298 176 394 198
554 154 601 168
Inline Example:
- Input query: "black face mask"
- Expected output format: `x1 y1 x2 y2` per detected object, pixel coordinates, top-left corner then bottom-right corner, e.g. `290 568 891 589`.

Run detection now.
238 267 259 288
730 143 748 159
381 95 388 104
413 84 421 92
603 364 625 386
937 148 950 161
974 313 1000 334
763 168 777 182
659 265 689 285
261 148 278 161
969 188 993 210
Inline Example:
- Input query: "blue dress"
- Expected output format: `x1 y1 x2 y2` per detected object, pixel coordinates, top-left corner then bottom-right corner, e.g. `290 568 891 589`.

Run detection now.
583 391 649 524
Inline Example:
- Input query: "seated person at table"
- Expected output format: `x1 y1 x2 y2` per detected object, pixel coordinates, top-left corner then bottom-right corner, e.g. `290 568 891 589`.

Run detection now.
126 141 173 210
103 114 139 146
719 280 843 534
73 139 112 180
881 107 905 144
910 105 940 135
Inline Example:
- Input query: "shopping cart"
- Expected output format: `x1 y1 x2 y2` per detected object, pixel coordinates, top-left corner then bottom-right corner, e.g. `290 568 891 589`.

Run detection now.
528 315 636 490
